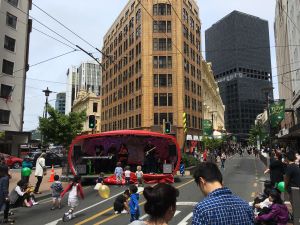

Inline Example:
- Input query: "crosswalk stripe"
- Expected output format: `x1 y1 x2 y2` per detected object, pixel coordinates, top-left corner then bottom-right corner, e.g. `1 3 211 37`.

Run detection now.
137 210 181 222
177 212 193 225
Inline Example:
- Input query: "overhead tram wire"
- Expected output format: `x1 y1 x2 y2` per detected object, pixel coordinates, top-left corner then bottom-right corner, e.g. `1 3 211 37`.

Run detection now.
32 2 108 58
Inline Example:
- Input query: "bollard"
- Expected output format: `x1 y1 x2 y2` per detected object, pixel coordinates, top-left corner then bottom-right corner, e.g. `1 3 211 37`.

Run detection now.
291 187 300 225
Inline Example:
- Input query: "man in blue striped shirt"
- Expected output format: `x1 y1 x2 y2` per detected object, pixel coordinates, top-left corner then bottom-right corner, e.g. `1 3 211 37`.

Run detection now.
192 162 254 225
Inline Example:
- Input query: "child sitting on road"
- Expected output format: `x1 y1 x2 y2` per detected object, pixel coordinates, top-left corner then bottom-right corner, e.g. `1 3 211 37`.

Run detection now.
135 166 143 187
114 162 123 185
94 172 104 191
50 175 63 210
124 166 131 185
113 189 130 214
61 175 84 221
129 184 140 222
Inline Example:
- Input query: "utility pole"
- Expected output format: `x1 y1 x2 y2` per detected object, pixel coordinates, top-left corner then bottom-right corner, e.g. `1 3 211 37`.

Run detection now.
42 87 52 119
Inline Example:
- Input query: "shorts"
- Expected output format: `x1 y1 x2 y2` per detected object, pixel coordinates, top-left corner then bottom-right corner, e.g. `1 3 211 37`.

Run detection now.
68 198 79 208
52 196 61 201
116 175 122 182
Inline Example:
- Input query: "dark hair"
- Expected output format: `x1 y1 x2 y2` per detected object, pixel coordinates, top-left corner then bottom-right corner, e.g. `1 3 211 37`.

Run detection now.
72 175 81 185
17 180 27 188
143 184 179 219
129 184 138 194
286 151 296 162
124 189 130 196
54 175 60 181
0 165 8 176
269 189 283 204
193 162 223 185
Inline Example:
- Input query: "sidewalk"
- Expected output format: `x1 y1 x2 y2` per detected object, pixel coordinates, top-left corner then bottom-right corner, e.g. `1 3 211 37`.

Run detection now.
9 168 69 200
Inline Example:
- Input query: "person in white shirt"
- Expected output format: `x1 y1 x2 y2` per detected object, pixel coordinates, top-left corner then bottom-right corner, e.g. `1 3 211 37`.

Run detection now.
125 166 131 185
34 153 46 194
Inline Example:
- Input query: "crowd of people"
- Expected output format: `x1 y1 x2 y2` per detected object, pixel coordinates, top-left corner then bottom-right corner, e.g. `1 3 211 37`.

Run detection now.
0 146 300 224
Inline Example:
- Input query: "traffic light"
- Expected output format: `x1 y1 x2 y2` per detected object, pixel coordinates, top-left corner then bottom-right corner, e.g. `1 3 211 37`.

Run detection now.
88 115 96 128
165 122 171 134
183 112 187 133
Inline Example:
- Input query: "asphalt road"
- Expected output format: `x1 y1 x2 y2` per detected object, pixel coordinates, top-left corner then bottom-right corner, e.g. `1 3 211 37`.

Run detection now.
6 154 267 225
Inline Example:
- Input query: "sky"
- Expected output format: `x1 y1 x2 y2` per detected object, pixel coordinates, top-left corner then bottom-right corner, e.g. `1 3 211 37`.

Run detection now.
23 0 277 131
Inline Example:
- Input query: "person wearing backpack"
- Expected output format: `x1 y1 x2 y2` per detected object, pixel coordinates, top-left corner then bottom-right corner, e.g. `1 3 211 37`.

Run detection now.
61 175 84 221
50 175 63 210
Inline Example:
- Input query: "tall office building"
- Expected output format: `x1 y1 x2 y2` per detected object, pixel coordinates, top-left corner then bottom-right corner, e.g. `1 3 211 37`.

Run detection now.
0 0 32 131
55 92 66 114
101 0 203 146
205 11 273 140
275 0 300 142
66 61 101 114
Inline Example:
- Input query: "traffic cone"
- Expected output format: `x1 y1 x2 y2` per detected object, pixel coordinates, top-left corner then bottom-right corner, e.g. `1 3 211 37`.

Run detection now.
48 165 55 182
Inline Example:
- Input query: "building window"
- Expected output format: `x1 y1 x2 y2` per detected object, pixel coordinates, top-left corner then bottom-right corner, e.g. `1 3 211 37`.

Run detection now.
153 3 171 16
7 0 18 7
154 112 173 125
0 84 13 98
153 21 171 33
154 93 172 106
136 25 141 39
2 59 14 75
153 38 172 51
93 103 98 112
136 9 141 23
4 35 16 52
153 74 172 87
0 109 10 124
153 56 172 69
6 12 17 29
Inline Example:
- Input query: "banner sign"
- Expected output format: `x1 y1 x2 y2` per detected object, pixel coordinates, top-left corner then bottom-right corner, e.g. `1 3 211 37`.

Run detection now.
269 99 285 127
203 119 213 136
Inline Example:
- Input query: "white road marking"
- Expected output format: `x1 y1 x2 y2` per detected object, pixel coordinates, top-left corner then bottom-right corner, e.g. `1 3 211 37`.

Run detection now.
138 210 181 221
44 189 125 225
176 202 197 206
177 212 193 225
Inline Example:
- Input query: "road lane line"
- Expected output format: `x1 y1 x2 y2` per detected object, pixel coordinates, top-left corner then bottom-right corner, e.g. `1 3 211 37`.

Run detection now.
176 202 197 206
82 179 194 225
138 210 181 221
46 189 126 225
178 212 193 225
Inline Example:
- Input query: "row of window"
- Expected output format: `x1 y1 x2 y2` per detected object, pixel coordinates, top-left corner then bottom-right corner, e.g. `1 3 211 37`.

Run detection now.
185 95 202 112
153 21 172 33
153 56 172 69
153 38 172 51
183 113 202 129
101 114 142 131
184 77 201 95
102 95 142 120
102 76 142 105
153 4 171 16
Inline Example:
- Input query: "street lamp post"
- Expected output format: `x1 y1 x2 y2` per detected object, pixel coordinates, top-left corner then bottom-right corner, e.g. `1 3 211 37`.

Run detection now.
262 86 274 148
42 87 52 119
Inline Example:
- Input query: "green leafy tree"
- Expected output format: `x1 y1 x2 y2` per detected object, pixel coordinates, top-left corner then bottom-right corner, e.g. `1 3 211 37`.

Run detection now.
203 136 223 150
39 106 86 148
248 122 267 146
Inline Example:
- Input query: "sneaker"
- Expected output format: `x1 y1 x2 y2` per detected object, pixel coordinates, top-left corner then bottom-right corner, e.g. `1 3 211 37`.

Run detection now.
32 202 39 205
51 207 56 210
121 210 128 214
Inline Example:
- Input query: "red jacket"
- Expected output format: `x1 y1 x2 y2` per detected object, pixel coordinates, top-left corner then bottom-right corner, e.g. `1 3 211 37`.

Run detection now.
61 182 84 199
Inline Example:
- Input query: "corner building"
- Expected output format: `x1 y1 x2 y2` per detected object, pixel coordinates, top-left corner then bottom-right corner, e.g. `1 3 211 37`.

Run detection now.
101 0 203 147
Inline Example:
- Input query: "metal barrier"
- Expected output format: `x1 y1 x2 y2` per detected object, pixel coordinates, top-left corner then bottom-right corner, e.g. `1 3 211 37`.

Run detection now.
291 187 300 225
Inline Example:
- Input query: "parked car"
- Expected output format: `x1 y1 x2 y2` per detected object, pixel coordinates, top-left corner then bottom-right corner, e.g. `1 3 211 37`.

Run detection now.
0 153 23 169
29 152 63 167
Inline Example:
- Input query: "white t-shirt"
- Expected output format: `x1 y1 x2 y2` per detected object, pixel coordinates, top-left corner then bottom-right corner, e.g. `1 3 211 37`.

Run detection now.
125 170 131 178
69 184 78 201
136 171 143 178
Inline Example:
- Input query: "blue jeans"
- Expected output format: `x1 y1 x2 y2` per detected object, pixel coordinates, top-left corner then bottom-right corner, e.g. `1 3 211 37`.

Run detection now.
130 212 140 222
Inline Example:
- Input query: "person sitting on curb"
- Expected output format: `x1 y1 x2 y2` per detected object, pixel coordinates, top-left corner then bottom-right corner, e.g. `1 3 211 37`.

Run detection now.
255 189 289 225
10 180 38 208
